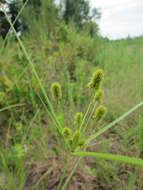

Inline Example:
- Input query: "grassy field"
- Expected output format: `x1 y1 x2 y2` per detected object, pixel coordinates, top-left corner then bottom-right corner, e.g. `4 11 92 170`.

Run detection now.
0 21 143 189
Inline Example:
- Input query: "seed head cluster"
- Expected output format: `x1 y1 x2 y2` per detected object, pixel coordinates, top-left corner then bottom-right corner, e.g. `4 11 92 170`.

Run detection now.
95 89 104 103
51 69 106 153
93 105 107 122
74 112 83 125
62 127 85 151
51 82 62 101
88 69 104 90
63 127 72 138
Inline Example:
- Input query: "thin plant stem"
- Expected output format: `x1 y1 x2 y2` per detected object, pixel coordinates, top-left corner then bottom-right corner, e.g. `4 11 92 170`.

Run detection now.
62 101 143 189
3 9 63 135
86 101 143 145
32 167 53 190
58 155 72 190
0 103 25 112
79 94 95 132
2 0 29 49
82 102 97 133
73 152 143 166
61 158 81 190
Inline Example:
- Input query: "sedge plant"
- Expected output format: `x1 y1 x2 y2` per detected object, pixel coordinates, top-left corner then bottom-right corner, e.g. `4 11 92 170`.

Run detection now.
2 5 143 190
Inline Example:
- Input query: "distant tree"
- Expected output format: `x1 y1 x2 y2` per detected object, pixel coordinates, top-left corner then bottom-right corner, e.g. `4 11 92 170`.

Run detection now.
63 0 100 28
23 0 41 18
22 0 58 36
8 0 21 32
0 11 10 38
0 1 10 38
0 0 21 38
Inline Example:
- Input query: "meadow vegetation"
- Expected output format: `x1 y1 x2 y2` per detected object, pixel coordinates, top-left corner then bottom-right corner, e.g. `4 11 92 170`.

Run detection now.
0 0 143 189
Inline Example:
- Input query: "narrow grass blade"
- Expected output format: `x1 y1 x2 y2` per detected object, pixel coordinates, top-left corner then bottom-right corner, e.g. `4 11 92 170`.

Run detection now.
62 101 143 189
79 95 94 132
2 0 29 48
0 104 24 113
82 102 97 133
73 152 143 166
32 168 53 190
61 158 81 190
58 156 72 190
3 9 63 135
86 101 143 145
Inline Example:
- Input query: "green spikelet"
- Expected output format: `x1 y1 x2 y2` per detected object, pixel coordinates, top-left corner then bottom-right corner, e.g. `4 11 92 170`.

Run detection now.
95 89 104 103
68 138 73 148
88 69 104 90
62 127 72 139
78 139 86 147
72 130 80 150
51 82 62 101
74 112 83 125
93 105 107 122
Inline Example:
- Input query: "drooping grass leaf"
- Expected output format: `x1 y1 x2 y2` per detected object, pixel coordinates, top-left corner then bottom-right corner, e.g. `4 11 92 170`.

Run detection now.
73 151 143 166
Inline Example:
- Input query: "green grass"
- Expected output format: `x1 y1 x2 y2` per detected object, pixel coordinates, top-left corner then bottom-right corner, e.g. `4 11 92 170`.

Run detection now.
0 7 143 189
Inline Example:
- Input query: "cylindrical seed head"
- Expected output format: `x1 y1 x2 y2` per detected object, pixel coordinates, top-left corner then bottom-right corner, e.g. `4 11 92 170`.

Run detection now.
88 69 104 90
93 105 107 122
50 82 62 101
74 112 83 125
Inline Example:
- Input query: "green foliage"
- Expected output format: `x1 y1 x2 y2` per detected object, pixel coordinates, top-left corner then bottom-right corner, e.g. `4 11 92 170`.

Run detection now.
73 152 143 166
138 116 143 150
1 2 143 189
63 0 100 29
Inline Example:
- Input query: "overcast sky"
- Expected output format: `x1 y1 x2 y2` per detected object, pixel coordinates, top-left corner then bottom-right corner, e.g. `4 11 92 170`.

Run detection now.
55 0 143 39
90 0 143 39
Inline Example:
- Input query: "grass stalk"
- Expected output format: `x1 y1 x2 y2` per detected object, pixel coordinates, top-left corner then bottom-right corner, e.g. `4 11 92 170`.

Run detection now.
58 155 72 190
2 0 29 49
32 168 53 190
82 102 97 133
0 103 25 113
73 152 143 166
62 101 143 189
79 95 95 132
3 9 63 135
86 101 143 145
61 158 81 190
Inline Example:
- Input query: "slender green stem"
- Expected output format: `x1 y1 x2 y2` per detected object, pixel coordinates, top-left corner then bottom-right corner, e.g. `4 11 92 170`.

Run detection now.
73 152 143 166
58 155 72 190
22 109 40 144
61 158 81 190
86 101 143 145
62 101 143 189
32 167 53 190
2 0 29 48
82 102 97 133
0 103 24 112
79 94 95 132
3 10 63 135
62 95 95 189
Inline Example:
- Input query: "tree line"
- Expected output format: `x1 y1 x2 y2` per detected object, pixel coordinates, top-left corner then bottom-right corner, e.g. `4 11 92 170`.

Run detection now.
0 0 100 39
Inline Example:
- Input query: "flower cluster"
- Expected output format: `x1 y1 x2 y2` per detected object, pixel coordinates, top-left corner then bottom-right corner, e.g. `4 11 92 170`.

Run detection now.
88 69 107 122
62 128 85 151
50 82 62 101
74 112 83 125
88 69 104 90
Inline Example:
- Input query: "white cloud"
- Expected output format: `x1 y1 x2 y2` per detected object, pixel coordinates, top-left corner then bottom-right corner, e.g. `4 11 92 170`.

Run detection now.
55 0 143 39
90 0 143 39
